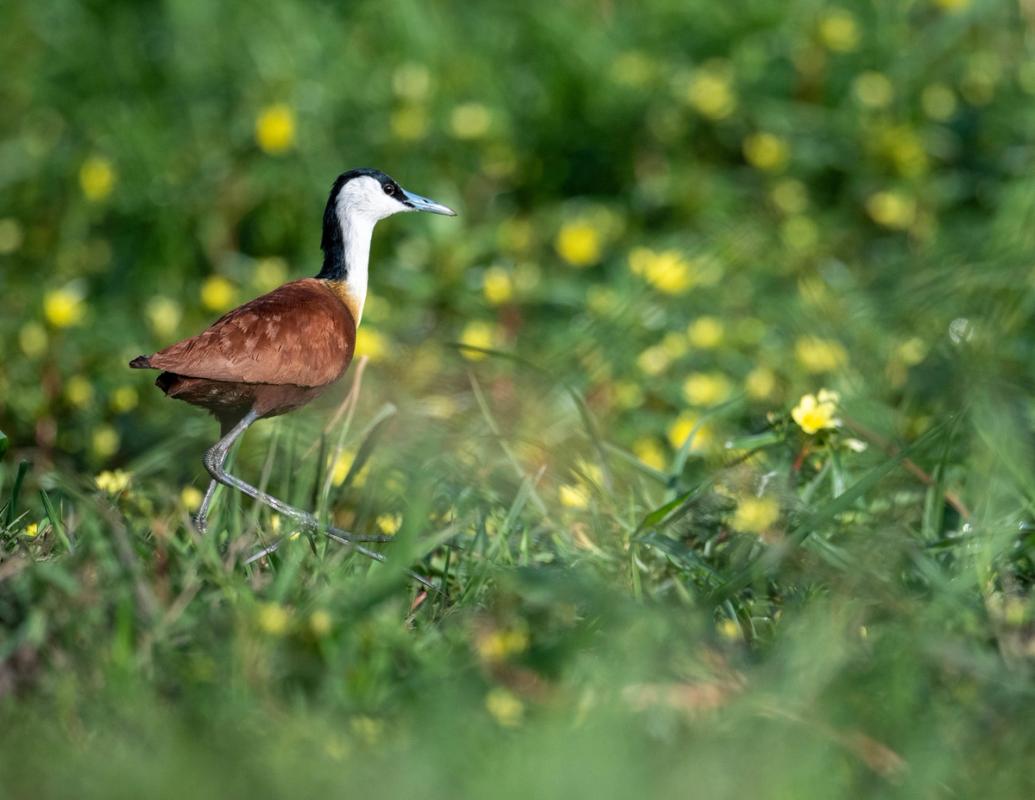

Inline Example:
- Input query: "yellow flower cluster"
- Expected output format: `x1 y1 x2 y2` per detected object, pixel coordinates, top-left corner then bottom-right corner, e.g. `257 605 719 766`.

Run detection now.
256 602 291 635
255 104 296 154
44 287 85 328
633 437 666 471
450 103 492 139
795 336 847 373
667 412 716 453
200 275 236 312
687 316 724 349
743 132 790 172
180 485 204 511
683 62 736 120
95 469 131 494
791 389 841 434
376 513 402 536
683 372 732 407
355 327 390 362
482 266 514 305
80 156 116 202
818 9 860 52
555 220 602 267
732 495 781 534
477 627 530 662
147 296 182 336
459 320 500 360
867 190 917 230
628 247 695 294
485 688 524 728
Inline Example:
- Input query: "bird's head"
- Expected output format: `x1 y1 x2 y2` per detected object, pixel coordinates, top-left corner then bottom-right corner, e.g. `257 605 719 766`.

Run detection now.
325 168 455 229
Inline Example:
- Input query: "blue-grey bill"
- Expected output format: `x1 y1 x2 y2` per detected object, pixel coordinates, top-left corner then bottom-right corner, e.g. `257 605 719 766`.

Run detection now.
402 188 457 216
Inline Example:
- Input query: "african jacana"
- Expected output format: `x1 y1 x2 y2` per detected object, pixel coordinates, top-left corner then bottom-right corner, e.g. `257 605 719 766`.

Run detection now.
131 168 455 580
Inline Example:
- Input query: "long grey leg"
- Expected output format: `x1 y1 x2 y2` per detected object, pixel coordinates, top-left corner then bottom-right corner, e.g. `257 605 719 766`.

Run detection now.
193 479 220 533
202 410 436 591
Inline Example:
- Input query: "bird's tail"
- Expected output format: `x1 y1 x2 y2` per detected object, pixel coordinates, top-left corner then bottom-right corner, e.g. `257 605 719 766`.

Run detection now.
129 355 152 369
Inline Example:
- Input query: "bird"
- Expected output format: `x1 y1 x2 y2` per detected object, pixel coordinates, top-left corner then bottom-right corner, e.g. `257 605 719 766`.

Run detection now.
130 168 455 583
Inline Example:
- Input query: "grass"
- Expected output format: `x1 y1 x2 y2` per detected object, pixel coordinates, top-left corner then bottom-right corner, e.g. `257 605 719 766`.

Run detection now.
4 0 1035 795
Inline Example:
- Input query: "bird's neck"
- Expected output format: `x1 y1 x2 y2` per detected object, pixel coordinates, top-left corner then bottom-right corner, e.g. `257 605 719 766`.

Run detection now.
317 211 372 325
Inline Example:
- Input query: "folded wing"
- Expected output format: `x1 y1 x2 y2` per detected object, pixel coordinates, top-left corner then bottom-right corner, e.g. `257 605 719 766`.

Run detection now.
143 279 356 387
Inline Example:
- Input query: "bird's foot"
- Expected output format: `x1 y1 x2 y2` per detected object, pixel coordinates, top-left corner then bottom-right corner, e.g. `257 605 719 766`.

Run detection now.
194 513 209 534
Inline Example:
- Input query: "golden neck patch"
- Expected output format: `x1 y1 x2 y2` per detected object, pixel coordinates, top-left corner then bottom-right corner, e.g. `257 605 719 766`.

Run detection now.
319 279 362 327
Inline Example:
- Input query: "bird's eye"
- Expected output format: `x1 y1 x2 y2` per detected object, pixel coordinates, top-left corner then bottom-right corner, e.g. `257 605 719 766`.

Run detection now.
384 183 395 196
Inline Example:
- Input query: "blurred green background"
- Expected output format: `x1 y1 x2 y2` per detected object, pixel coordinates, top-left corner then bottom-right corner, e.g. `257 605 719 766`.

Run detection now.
3 0 1035 797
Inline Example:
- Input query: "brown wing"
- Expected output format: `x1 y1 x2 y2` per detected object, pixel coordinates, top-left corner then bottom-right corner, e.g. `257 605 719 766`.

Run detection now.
144 279 355 387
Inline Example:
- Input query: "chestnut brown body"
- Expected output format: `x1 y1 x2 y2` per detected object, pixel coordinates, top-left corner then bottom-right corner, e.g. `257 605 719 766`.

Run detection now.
131 278 356 431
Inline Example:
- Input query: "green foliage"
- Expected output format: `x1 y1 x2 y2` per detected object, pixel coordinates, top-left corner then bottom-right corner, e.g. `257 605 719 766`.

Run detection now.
3 0 1035 796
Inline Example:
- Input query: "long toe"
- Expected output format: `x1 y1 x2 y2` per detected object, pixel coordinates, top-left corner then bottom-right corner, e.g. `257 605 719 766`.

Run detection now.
194 514 208 534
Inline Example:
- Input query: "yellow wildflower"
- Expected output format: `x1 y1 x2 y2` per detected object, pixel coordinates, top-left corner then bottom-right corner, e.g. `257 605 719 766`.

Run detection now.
92 426 120 458
687 316 724 349
478 628 530 662
329 450 357 487
110 386 138 413
44 287 85 328
256 602 291 635
633 437 667 471
558 484 590 509
795 337 847 373
732 496 781 534
745 367 777 400
683 372 732 407
255 104 296 154
791 389 841 434
450 103 492 139
65 375 94 408
684 63 736 120
717 618 741 641
743 132 789 172
253 257 288 291
310 609 333 637
818 9 860 52
180 485 204 511
24 523 40 539
667 412 716 452
376 513 402 536
146 296 182 336
629 248 694 294
459 320 498 360
636 345 671 376
853 72 894 108
555 220 602 267
79 156 116 202
95 469 131 494
355 327 389 361
485 688 524 728
482 266 513 305
866 190 916 230
19 322 48 358
200 275 236 312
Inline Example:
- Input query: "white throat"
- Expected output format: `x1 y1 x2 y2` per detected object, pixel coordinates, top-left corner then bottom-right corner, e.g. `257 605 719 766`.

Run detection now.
335 196 378 324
